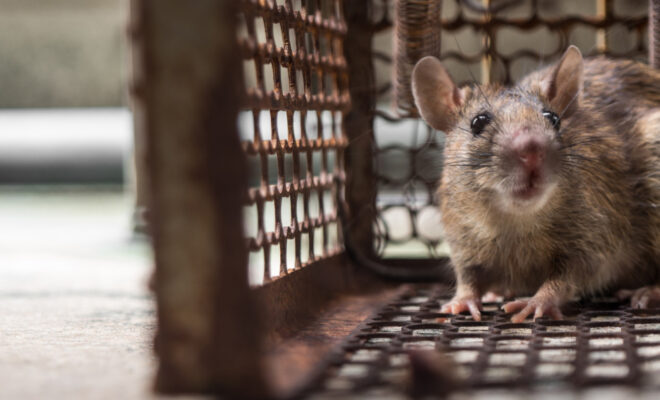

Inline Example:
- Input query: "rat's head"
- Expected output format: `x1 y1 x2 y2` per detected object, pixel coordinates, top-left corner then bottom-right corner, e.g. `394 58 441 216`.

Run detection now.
412 46 584 215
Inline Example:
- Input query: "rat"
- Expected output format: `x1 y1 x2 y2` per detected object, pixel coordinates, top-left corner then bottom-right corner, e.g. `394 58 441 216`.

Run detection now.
411 46 660 322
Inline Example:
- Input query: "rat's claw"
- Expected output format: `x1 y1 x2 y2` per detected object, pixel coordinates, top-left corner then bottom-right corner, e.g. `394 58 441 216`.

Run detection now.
503 297 563 323
501 299 528 313
617 286 660 309
441 296 482 321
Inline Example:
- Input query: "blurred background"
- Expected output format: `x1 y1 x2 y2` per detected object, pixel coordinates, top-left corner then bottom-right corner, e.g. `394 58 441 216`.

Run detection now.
0 0 126 108
0 1 154 398
0 0 131 183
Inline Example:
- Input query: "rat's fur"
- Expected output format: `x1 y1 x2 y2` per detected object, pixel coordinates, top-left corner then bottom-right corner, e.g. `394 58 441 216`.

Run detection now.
412 47 660 319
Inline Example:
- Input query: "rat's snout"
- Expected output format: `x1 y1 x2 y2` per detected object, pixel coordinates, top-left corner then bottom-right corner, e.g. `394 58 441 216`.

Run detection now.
511 133 547 171
493 125 559 211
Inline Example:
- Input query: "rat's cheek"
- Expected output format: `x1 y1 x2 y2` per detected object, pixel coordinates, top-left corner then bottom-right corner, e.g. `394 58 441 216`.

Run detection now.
541 147 562 175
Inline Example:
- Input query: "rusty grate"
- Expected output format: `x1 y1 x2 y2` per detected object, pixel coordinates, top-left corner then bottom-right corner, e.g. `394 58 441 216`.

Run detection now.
367 0 650 260
237 0 350 285
304 286 660 397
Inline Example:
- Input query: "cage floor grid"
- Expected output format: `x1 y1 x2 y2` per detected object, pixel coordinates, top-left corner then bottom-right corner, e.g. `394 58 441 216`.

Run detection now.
304 285 660 399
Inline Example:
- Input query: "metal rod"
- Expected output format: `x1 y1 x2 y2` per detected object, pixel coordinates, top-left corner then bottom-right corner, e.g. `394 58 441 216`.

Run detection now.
135 0 268 396
651 0 660 67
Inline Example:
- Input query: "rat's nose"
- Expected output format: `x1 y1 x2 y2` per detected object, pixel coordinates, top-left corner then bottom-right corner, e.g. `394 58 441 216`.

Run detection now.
512 134 546 170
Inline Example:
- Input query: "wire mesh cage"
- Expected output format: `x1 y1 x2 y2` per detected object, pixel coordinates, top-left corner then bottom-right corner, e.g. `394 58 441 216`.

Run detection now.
305 287 660 397
131 0 660 397
237 0 349 285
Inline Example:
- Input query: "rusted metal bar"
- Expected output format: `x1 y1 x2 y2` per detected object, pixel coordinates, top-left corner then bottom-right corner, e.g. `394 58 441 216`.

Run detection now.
256 254 401 396
481 0 492 84
652 0 660 68
132 0 267 396
595 0 609 54
343 0 378 261
128 0 149 235
393 0 442 115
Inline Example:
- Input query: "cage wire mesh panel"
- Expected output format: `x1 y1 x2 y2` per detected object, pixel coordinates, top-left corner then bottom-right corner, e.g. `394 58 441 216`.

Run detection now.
237 0 349 285
304 287 660 397
368 0 650 261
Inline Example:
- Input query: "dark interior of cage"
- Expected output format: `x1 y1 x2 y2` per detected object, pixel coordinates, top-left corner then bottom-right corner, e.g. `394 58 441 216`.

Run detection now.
146 0 660 397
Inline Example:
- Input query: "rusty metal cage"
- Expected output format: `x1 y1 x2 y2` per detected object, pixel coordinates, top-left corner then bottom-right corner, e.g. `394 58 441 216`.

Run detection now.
130 0 660 398
238 0 349 285
304 286 660 397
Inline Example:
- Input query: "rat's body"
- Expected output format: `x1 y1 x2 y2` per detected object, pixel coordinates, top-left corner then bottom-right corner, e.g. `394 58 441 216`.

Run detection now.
412 48 660 321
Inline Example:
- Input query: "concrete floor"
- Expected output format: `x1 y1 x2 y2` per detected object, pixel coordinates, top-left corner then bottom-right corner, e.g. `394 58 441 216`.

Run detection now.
0 188 159 399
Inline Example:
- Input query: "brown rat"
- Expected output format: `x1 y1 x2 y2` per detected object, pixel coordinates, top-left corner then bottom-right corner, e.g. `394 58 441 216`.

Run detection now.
411 46 660 322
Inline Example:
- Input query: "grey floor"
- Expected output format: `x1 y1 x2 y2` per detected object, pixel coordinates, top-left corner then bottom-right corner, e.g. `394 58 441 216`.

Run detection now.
0 188 157 399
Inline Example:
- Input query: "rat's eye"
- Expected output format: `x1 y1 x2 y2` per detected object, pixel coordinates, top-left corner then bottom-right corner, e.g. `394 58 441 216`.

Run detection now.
542 110 560 131
470 113 491 136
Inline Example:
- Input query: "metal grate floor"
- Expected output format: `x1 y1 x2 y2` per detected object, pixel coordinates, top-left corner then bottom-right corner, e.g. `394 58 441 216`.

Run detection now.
305 285 660 399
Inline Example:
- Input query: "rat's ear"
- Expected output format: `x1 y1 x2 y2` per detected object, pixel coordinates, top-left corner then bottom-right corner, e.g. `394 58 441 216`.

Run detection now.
412 56 462 132
544 45 583 118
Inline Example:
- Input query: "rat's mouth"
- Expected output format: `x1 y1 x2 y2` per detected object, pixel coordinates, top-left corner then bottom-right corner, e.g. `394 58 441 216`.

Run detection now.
512 184 540 200
511 170 543 200
497 168 556 214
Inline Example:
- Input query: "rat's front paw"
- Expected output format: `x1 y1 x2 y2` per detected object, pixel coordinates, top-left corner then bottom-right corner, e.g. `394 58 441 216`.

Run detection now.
503 296 563 323
441 295 482 321
617 286 660 309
